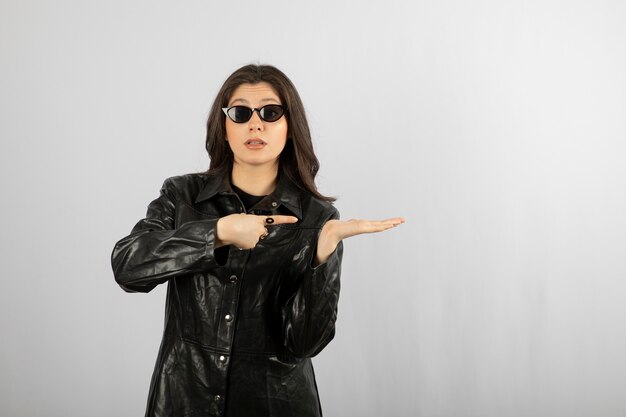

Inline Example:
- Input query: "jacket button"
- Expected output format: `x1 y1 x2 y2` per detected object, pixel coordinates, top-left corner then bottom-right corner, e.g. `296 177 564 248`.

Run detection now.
225 314 233 322
219 355 227 362
215 394 222 401
271 201 278 207
229 275 238 283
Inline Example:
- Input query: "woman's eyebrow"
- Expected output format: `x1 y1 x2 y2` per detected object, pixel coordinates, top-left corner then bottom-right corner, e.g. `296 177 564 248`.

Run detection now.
230 98 249 105
229 97 280 105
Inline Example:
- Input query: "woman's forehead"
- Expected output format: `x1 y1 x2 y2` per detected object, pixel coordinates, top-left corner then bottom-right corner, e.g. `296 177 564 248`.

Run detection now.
229 82 280 105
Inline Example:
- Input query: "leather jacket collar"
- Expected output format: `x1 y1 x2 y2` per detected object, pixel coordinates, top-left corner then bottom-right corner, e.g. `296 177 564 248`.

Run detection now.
194 169 303 220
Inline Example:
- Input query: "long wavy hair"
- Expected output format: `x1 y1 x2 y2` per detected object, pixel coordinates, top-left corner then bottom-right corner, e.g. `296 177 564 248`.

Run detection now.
204 64 334 202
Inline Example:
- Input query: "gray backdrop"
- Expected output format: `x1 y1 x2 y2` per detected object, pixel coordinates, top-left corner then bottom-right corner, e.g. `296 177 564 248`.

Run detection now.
1 0 625 416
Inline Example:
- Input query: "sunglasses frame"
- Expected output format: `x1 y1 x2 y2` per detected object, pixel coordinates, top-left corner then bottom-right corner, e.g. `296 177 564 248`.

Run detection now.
221 104 287 123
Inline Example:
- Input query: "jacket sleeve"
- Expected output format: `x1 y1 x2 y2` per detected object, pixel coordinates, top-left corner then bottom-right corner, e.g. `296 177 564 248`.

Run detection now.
280 207 343 358
111 177 220 293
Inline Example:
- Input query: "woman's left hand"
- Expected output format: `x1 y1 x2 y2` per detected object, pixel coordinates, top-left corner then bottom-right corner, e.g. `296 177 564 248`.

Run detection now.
315 217 405 266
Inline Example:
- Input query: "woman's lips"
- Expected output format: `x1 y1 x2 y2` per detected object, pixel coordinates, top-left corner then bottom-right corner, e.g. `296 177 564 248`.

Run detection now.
245 138 267 149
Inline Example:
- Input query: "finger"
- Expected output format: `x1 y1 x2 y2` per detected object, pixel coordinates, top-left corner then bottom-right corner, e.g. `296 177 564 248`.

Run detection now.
258 215 299 225
344 219 404 237
364 218 405 230
360 221 399 233
377 217 405 225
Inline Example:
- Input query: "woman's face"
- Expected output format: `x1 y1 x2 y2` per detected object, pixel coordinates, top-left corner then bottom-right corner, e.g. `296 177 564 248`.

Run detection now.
225 82 288 170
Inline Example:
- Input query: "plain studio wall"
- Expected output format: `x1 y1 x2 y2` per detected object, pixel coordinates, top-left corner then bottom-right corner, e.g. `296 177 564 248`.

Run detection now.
1 1 625 416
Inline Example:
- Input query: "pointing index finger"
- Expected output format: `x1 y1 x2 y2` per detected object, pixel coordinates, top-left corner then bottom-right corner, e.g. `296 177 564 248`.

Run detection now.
262 215 299 225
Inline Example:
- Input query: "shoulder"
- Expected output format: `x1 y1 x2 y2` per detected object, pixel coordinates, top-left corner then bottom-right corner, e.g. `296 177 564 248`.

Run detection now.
298 192 340 227
158 172 209 201
161 172 206 188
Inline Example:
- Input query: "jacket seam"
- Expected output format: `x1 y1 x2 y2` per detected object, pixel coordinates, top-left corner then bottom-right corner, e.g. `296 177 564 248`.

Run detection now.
168 334 277 356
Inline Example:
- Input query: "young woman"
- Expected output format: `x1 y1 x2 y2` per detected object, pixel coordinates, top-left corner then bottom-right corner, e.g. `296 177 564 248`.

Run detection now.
111 64 404 417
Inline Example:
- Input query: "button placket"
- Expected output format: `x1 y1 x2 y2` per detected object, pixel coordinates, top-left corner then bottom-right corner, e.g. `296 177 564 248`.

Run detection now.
216 253 246 352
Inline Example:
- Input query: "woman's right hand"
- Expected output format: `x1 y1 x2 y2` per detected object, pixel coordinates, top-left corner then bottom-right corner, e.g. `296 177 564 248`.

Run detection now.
216 214 299 249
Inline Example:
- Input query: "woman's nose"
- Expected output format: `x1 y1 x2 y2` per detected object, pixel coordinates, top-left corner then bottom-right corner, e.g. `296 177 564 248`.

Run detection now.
248 110 264 131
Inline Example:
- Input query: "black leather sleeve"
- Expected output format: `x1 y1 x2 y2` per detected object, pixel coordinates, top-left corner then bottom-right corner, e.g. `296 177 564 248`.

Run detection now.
110 178 220 293
280 207 343 358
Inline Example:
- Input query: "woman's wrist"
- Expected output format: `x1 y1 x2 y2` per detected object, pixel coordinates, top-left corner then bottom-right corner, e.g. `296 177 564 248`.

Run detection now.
314 222 340 266
215 218 230 248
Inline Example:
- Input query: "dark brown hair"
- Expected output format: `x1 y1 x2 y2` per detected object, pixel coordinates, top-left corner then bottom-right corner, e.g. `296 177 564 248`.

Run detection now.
204 64 334 202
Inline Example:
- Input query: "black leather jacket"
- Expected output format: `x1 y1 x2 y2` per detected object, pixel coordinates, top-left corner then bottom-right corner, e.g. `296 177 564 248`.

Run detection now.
111 171 343 417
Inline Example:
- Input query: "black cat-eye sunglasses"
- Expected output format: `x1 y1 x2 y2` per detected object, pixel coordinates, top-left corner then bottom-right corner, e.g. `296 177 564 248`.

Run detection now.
222 104 287 123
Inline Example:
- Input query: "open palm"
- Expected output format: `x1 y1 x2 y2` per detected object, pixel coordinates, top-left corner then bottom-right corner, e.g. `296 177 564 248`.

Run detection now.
314 216 405 266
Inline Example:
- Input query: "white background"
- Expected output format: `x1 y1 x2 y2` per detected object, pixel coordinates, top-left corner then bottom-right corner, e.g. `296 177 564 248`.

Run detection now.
1 1 625 416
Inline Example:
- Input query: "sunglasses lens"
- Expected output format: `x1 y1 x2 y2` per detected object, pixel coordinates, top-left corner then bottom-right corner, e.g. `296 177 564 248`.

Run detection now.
227 106 253 123
259 105 284 122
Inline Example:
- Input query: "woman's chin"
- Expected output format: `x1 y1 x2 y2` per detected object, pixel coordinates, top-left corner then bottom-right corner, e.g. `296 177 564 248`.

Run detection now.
233 157 280 169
